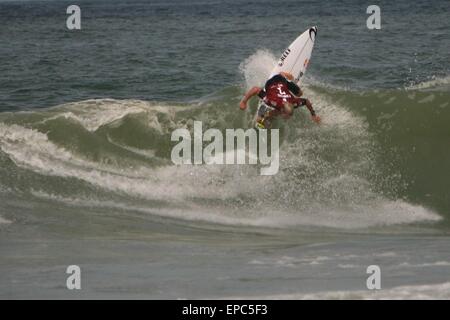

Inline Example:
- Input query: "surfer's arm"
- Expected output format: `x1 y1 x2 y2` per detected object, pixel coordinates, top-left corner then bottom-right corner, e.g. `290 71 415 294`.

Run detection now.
240 87 262 110
304 99 321 124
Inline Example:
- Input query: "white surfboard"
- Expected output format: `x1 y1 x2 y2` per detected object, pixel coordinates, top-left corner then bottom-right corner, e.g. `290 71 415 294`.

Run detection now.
269 26 318 84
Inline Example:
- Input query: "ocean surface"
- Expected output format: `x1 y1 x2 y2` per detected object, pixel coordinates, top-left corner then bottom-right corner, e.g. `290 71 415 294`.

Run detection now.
1 0 450 299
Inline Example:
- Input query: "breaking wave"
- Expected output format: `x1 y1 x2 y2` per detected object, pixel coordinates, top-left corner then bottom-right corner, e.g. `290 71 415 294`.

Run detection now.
0 51 447 230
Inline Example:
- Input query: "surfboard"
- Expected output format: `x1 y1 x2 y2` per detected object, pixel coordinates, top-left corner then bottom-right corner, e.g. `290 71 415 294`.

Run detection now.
269 26 318 84
254 27 318 129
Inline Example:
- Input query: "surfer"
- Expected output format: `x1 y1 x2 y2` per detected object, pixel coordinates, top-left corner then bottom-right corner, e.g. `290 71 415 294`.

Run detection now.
239 72 321 129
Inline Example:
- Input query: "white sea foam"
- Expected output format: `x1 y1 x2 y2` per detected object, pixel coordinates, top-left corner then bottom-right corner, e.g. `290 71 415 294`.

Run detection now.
249 255 331 268
223 282 450 300
397 261 450 268
0 216 11 225
46 99 154 131
106 134 156 159
29 187 440 229
406 75 450 91
239 49 277 90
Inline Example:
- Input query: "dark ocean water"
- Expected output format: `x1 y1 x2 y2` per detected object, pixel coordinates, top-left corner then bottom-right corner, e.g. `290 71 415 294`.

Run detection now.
0 0 449 299
1 0 449 110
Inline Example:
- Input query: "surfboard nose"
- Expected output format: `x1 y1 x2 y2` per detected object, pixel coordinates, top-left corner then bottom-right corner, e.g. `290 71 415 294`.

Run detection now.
309 26 318 40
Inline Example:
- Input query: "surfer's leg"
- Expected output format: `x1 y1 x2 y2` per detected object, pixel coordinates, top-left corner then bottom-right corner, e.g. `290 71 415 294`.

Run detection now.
255 104 267 128
255 103 274 129
282 103 293 118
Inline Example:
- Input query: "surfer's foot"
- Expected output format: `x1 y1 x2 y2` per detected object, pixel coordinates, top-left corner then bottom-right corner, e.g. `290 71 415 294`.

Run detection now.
255 121 266 129
255 118 270 129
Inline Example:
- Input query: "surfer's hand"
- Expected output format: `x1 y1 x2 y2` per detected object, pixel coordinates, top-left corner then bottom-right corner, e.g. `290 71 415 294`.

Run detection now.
312 115 321 124
239 101 247 110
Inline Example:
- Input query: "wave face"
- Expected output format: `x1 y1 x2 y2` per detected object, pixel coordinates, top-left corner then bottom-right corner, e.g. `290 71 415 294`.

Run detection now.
0 52 447 230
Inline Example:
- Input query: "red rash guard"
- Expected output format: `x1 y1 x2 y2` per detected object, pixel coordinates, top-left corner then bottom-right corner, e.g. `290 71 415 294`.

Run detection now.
263 82 301 110
258 74 302 110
